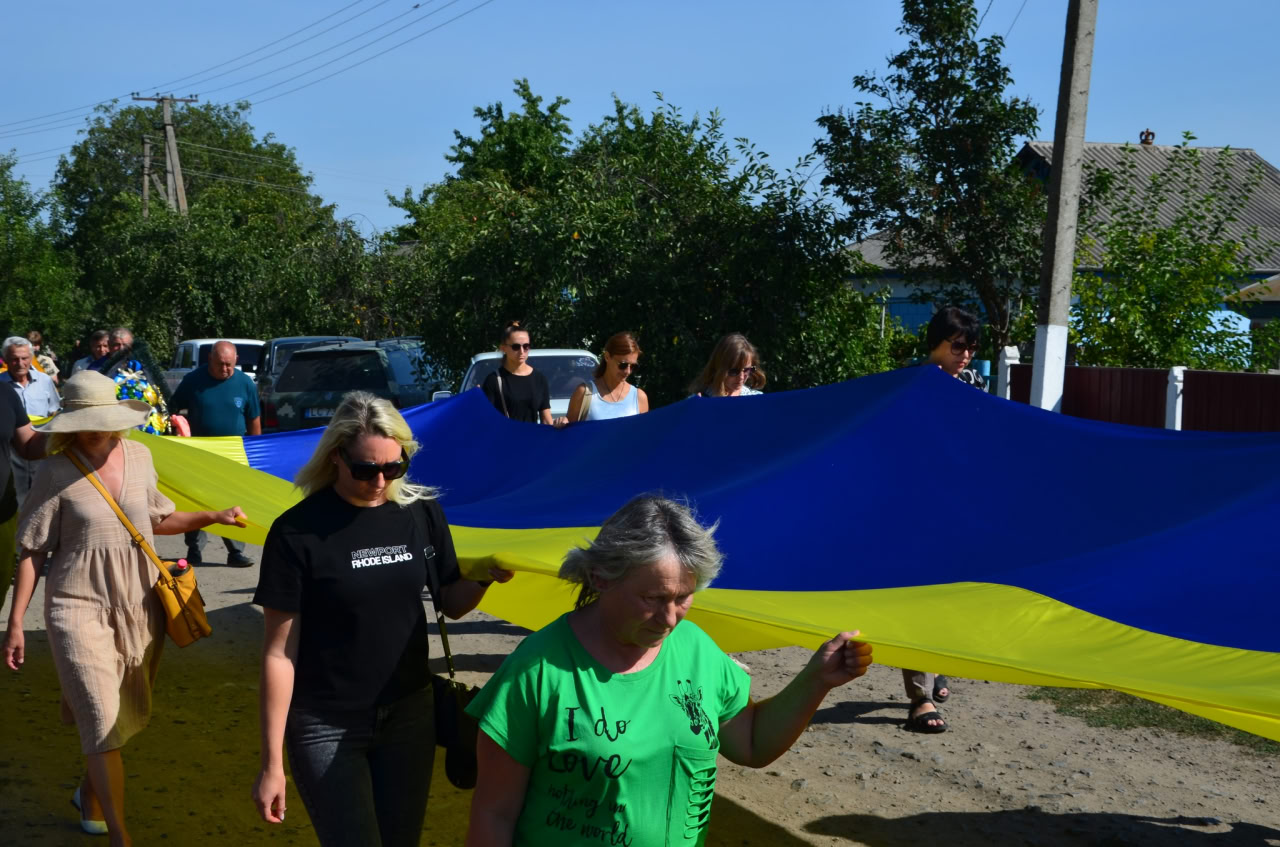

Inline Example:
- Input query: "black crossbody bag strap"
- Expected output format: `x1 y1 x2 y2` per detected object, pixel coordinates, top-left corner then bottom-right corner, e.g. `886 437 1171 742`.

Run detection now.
412 501 459 682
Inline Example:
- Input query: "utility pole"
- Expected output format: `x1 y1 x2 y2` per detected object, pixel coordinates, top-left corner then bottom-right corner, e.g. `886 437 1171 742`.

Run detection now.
142 138 152 218
1029 0 1097 412
131 93 197 215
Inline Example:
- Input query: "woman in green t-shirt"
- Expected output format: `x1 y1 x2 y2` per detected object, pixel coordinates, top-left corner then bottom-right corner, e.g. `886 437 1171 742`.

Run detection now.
465 496 873 846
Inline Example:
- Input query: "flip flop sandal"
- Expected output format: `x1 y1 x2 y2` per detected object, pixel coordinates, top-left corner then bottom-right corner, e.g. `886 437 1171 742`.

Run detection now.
933 675 951 703
905 701 948 734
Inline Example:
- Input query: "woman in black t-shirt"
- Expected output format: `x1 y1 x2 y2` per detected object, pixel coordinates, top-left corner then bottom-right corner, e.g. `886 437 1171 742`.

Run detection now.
480 322 563 425
250 391 512 846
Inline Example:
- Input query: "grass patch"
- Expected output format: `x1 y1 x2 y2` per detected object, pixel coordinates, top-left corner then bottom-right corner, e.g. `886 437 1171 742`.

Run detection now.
1026 687 1279 756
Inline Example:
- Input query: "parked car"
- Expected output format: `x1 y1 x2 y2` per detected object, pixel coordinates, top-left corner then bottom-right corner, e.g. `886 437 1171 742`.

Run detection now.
455 349 599 420
163 338 265 394
256 335 360 407
263 338 450 431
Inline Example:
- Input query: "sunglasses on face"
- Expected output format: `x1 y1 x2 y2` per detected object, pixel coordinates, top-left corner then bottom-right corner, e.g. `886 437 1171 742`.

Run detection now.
339 447 409 482
950 340 979 355
616 361 638 372
727 366 756 377
509 343 531 352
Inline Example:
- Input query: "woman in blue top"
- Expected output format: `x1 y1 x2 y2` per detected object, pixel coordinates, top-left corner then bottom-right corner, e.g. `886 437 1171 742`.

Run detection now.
464 495 872 846
565 332 650 424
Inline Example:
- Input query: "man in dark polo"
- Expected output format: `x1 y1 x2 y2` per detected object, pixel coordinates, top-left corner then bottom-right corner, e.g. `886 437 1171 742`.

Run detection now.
170 340 260 567
0 381 47 606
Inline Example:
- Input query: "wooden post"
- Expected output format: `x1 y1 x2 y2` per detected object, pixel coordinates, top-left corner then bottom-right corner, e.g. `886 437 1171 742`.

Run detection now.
997 346 1020 400
131 93 197 215
142 137 151 218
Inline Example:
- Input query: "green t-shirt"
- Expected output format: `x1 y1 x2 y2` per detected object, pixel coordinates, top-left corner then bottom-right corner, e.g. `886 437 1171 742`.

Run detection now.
467 614 751 846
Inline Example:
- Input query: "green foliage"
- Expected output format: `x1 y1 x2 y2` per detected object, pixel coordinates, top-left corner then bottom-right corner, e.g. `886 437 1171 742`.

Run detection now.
1073 134 1276 370
814 0 1044 350
392 83 905 401
0 154 86 350
50 101 365 360
1249 317 1280 372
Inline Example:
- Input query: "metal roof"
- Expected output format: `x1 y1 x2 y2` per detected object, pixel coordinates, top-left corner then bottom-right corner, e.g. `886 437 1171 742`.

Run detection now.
1019 141 1280 272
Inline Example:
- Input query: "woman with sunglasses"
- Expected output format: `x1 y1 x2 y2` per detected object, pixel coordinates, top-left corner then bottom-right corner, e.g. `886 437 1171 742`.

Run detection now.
481 322 560 425
922 305 985 388
251 391 512 845
899 305 984 735
690 333 767 397
565 331 649 424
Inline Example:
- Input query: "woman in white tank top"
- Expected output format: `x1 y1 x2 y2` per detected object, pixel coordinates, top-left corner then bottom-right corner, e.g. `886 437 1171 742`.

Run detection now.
566 332 650 424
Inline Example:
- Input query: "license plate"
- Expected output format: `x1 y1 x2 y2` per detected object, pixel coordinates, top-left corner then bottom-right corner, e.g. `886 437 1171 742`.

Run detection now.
304 408 336 419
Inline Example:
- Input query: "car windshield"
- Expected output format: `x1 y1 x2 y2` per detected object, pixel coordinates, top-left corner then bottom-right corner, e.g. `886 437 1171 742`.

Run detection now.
272 340 331 375
276 351 385 393
198 343 262 372
463 354 597 397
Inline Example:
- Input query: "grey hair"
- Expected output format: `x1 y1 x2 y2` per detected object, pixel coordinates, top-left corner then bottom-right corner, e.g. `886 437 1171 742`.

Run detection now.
110 327 133 344
2 336 32 358
559 495 722 610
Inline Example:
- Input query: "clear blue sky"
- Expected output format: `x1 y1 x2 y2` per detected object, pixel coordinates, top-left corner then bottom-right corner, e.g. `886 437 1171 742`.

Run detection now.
4 0 1278 236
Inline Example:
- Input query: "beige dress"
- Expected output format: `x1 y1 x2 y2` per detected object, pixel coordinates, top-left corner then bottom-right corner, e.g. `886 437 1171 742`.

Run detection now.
17 439 175 754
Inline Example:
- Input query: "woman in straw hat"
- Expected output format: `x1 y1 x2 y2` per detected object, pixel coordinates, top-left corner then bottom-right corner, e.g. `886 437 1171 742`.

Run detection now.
2 371 245 846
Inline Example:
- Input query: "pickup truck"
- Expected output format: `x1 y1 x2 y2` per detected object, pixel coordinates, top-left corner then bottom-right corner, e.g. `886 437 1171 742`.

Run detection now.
163 338 265 394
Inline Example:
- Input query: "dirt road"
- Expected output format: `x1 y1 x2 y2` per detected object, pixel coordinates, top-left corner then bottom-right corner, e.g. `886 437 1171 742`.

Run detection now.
2 536 1276 845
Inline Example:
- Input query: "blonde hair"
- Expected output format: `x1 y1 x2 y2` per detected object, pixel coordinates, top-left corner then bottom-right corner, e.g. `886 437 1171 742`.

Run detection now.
294 391 438 504
48 430 130 455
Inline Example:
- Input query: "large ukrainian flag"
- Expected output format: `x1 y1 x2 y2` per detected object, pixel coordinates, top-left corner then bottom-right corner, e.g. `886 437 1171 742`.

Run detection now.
136 366 1280 742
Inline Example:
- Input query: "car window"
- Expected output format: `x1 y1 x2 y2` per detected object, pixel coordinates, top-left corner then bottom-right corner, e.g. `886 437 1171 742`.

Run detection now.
179 345 194 369
198 343 263 372
462 354 595 397
387 346 437 388
276 352 386 393
272 341 321 375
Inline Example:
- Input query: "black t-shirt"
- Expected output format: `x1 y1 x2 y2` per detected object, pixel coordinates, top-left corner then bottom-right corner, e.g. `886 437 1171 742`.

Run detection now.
252 488 462 710
482 368 551 423
0 384 29 522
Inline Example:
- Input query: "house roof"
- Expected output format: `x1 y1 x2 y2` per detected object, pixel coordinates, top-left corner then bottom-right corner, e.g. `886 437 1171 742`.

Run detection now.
1019 140 1280 272
850 140 1280 274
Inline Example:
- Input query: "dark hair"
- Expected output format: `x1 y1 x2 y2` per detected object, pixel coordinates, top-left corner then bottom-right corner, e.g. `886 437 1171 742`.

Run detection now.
26 330 43 346
593 331 642 378
925 307 981 352
500 321 530 345
689 333 766 396
89 330 110 344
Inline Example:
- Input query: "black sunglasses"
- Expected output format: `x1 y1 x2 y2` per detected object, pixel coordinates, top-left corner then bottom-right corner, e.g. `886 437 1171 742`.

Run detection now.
616 361 638 372
509 342 531 352
727 366 756 377
949 340 979 355
339 447 409 482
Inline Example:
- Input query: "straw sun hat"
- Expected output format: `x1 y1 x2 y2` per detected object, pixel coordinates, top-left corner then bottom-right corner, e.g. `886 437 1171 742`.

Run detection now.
40 370 150 433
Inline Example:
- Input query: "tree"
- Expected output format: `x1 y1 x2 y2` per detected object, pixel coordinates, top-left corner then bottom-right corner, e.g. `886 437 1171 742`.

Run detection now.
815 0 1044 352
391 83 905 401
1072 134 1278 370
50 101 363 356
0 154 85 350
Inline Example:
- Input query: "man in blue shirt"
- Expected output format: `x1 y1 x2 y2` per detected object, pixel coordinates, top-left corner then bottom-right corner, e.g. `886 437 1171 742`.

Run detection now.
2 336 61 506
171 340 261 567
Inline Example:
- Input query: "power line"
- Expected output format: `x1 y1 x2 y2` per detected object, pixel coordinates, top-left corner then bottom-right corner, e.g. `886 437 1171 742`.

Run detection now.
0 0 379 130
161 137 401 184
8 144 74 161
1005 0 1029 38
216 0 458 102
143 0 370 91
977 0 995 31
0 118 91 140
183 168 311 193
249 0 497 106
170 0 400 95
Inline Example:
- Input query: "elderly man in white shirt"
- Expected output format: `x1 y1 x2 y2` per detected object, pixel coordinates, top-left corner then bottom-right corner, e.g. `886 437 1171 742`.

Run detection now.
2 336 60 505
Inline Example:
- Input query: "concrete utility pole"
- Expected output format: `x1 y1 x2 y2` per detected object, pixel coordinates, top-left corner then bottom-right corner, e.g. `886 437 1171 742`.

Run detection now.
131 93 197 215
142 138 152 218
1029 0 1098 412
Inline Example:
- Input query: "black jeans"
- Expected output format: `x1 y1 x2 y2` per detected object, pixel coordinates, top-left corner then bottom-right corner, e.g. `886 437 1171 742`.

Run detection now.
285 686 435 847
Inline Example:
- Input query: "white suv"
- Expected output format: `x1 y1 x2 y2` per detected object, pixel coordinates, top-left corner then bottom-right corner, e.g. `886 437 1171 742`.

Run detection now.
453 349 599 420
